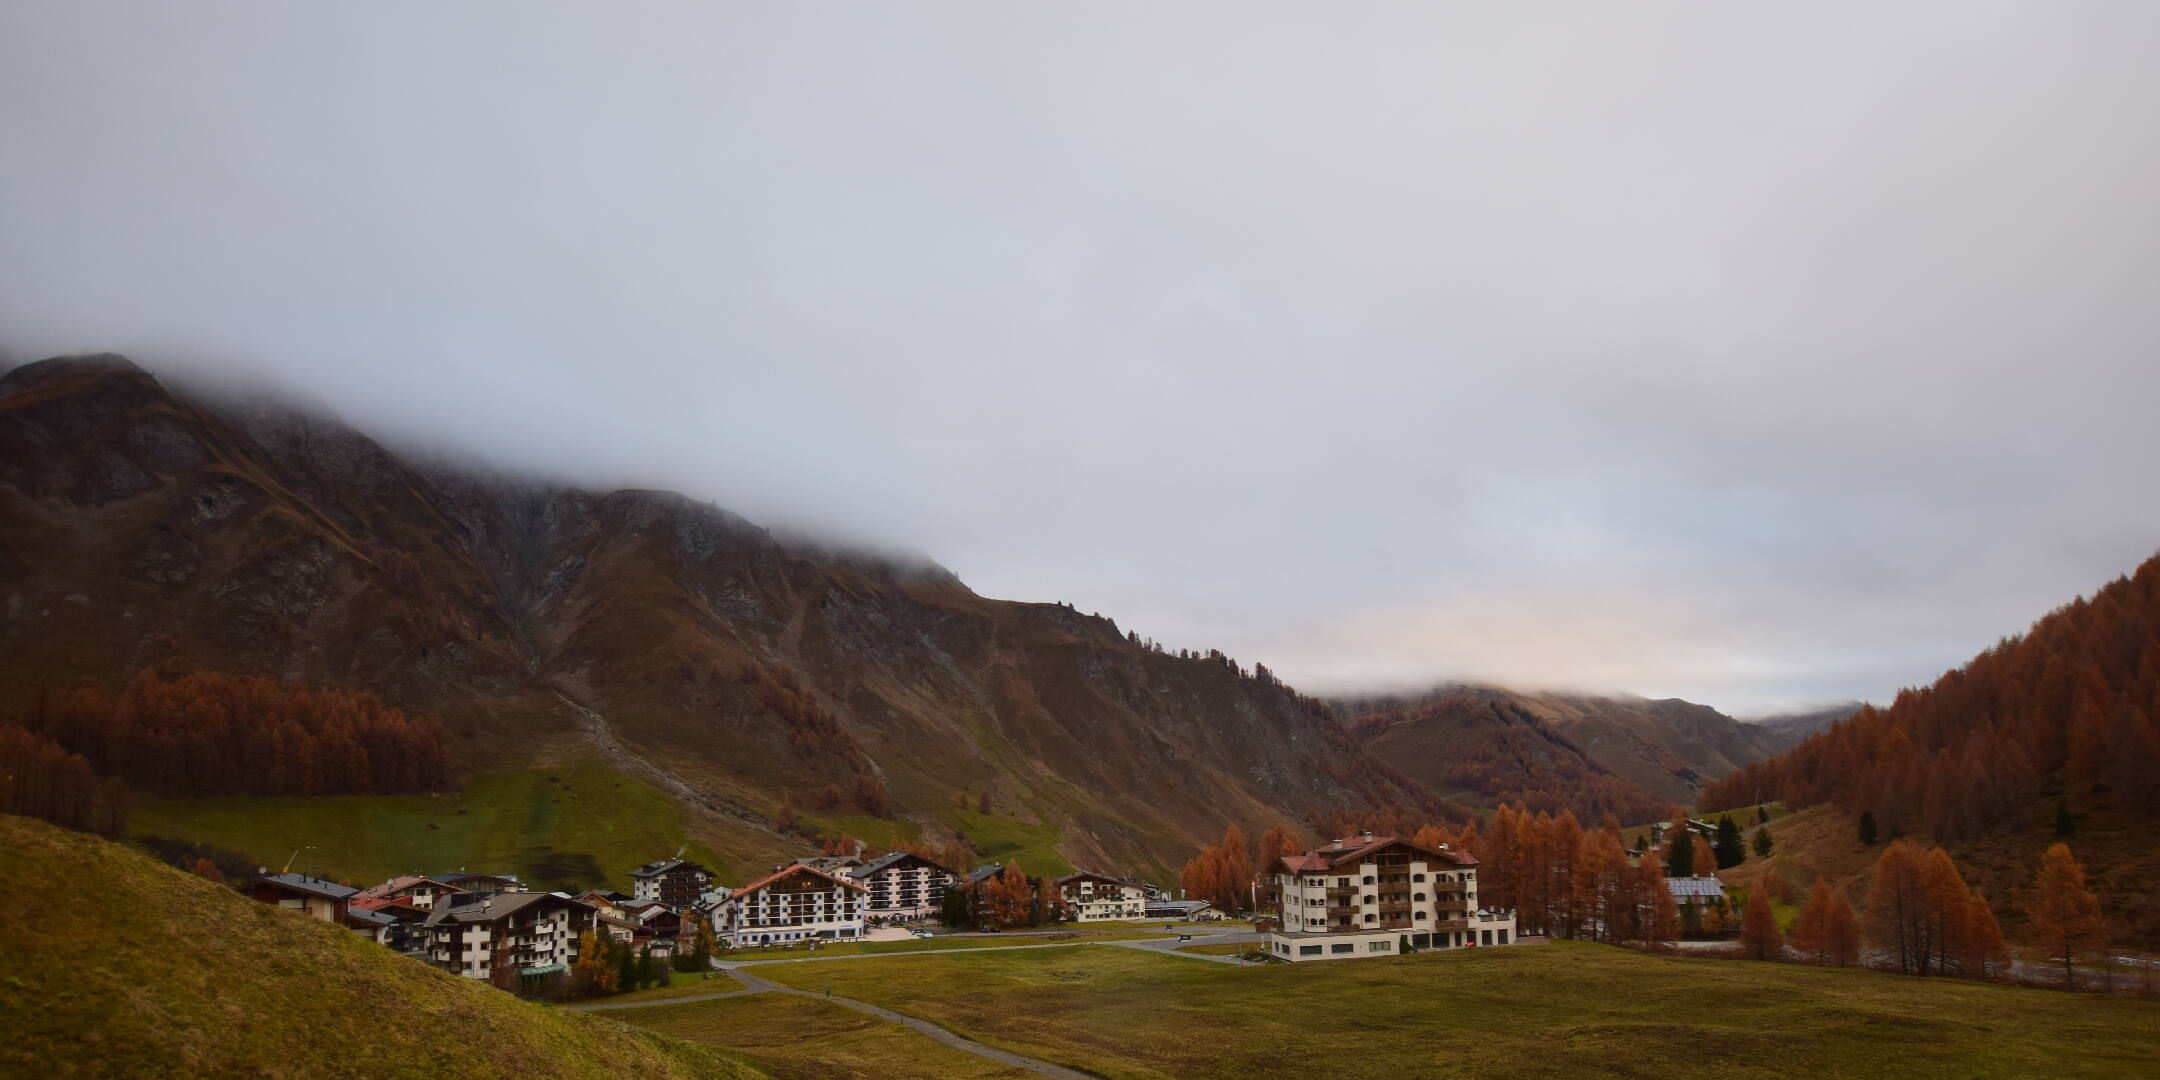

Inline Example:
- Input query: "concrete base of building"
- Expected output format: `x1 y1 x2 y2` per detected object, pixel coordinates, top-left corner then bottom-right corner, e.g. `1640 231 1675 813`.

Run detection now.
1267 921 1517 962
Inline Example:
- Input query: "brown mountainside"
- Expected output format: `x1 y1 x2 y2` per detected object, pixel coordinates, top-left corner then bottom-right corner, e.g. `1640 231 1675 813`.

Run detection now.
1702 552 2160 946
1339 686 1790 822
0 355 1456 880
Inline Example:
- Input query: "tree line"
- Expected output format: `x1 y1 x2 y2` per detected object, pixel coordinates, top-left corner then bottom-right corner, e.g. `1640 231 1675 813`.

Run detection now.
1700 554 2160 841
9 670 451 798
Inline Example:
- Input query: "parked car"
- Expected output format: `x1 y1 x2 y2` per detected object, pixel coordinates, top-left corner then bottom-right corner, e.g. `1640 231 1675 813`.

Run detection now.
978 923 1001 933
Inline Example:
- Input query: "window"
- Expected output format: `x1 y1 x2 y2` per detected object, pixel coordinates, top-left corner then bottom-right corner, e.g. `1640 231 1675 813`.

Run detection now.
1482 929 1493 946
1499 929 1510 945
1331 943 1354 954
1369 940 1390 952
1300 945 1321 956
1413 874 1425 883
1414 911 1428 920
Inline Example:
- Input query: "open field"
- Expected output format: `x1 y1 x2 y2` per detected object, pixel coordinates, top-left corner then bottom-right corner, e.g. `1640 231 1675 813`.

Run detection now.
740 938 2160 1079
130 762 728 890
625 993 1027 1079
0 815 747 1079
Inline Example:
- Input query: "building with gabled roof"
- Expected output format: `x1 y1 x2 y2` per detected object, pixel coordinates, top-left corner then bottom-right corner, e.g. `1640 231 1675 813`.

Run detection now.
846 851 956 921
1266 831 1515 962
249 873 356 923
421 891 597 981
355 874 462 911
1057 871 1145 922
711 863 865 947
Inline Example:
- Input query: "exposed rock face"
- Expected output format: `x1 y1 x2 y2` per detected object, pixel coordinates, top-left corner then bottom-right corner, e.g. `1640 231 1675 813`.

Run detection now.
0 354 1449 872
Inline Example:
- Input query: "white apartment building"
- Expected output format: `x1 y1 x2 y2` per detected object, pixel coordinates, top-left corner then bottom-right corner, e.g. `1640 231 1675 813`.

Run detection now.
713 864 866 947
1057 871 1146 922
421 892 597 980
847 852 957 921
1266 832 1516 963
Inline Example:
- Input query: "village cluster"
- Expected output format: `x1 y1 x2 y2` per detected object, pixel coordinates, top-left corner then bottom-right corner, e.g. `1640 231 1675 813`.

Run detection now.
240 829 1561 987
246 848 1222 986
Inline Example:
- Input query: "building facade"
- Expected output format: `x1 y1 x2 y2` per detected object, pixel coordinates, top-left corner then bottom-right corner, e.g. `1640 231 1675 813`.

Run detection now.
421 892 596 980
631 859 714 908
1058 872 1146 922
713 864 865 947
847 852 957 921
249 873 355 923
1266 832 1516 963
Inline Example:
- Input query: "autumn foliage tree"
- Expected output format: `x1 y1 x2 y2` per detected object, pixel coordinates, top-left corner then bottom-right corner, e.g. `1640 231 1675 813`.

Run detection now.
1702 555 2160 850
0 726 128 836
1862 840 2005 979
979 863 1034 927
1790 879 1860 967
13 670 450 798
1739 887 1783 960
1179 825 1255 913
2024 842 2107 987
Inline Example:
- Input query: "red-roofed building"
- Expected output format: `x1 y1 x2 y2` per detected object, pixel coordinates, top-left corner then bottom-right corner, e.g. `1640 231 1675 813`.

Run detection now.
711 863 866 948
1265 831 1515 962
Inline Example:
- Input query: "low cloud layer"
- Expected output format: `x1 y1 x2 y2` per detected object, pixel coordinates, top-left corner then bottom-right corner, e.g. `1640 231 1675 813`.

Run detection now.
5 3 2157 713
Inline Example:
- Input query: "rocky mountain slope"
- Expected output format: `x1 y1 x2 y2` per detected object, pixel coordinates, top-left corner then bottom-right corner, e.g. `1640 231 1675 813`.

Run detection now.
0 355 1452 880
1337 685 1790 821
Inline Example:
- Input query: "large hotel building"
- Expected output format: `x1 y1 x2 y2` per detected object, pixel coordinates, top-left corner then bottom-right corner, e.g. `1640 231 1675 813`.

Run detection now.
1267 832 1516 962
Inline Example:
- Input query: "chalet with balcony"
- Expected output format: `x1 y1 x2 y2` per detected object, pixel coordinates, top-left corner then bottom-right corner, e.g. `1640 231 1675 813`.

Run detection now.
712 863 866 947
420 891 598 981
1057 871 1146 922
846 851 957 921
1265 831 1516 962
631 858 713 908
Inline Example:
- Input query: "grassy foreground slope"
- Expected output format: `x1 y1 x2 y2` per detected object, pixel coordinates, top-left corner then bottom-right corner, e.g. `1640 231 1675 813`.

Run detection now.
131 762 738 891
752 941 2160 1079
0 815 758 1079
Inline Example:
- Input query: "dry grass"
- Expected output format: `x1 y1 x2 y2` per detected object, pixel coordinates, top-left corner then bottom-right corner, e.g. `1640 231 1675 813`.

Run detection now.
0 815 757 1079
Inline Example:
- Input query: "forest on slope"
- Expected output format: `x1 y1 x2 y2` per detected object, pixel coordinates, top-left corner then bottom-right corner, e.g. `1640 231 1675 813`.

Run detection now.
0 354 1456 881
1703 552 2160 944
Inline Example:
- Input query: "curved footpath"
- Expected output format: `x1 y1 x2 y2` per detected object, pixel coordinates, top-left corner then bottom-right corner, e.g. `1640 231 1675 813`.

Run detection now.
562 926 1266 1077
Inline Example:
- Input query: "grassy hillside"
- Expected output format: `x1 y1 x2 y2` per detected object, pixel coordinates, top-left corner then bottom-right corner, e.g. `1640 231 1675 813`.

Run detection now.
741 940 2160 1079
130 762 753 890
0 814 761 1079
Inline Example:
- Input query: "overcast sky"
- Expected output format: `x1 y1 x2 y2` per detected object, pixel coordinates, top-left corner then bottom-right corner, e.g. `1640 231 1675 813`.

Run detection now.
5 3 2158 714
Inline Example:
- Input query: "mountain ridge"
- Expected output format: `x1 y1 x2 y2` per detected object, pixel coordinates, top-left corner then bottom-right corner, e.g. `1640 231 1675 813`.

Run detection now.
0 353 1457 880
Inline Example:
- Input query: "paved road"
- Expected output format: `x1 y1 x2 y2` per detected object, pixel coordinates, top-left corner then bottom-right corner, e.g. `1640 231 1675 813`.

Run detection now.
1110 931 1266 965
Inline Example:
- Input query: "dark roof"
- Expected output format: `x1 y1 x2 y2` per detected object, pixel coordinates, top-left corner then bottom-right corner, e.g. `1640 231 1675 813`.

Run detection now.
424 891 593 927
345 907 397 928
633 858 700 879
849 851 956 880
256 873 358 900
965 863 1005 886
1056 871 1138 888
434 871 521 886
